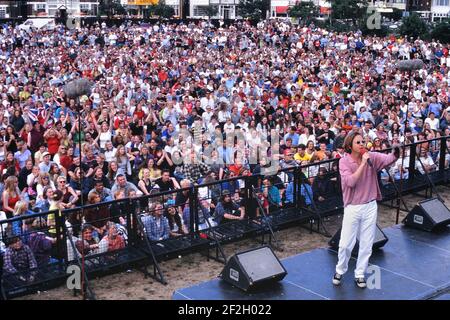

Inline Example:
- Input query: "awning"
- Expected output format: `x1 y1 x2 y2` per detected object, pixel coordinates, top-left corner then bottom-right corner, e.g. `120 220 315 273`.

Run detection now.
276 6 288 14
320 7 331 14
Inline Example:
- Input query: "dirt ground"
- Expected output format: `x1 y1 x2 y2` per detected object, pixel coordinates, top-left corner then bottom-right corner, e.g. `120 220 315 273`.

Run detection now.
17 186 450 300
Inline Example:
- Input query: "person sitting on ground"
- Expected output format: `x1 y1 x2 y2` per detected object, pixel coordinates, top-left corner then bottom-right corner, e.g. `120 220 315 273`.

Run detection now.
165 204 187 238
3 236 37 283
98 221 126 253
260 178 282 214
75 224 100 256
27 217 57 266
285 172 313 207
415 149 437 174
312 167 336 203
141 202 170 242
213 190 245 224
84 192 110 238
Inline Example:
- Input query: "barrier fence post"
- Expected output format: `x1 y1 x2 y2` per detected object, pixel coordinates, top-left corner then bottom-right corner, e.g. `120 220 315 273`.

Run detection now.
293 167 299 208
60 210 68 265
188 186 197 236
439 136 446 174
129 198 137 246
244 175 257 219
193 186 200 234
54 209 65 266
408 143 416 182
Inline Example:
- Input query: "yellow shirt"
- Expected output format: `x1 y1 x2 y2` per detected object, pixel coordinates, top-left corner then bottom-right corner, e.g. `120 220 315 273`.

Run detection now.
294 152 312 162
48 203 60 236
19 91 31 101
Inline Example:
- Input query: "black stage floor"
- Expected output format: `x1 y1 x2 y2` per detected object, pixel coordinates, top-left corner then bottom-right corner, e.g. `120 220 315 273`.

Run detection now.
173 225 450 300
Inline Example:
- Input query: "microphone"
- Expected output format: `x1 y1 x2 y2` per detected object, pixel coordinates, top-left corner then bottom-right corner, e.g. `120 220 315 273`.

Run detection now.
396 59 425 71
63 78 94 99
360 148 373 168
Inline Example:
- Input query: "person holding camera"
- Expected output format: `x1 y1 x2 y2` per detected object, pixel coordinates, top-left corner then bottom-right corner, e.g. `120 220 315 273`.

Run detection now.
214 190 245 225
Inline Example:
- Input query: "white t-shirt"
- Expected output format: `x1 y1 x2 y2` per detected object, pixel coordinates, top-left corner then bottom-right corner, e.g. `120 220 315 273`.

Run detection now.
424 117 440 131
108 34 117 45
223 122 235 134
416 156 436 174
99 132 112 149
105 148 117 163
91 92 101 105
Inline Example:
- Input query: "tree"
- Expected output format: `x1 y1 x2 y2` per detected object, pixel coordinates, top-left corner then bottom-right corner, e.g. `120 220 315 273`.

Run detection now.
288 2 319 25
237 0 270 22
205 5 219 19
430 20 450 44
331 0 367 25
149 1 175 19
399 13 429 40
99 0 126 17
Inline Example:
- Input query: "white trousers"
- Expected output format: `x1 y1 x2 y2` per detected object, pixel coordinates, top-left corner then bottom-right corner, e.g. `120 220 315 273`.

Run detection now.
335 200 378 278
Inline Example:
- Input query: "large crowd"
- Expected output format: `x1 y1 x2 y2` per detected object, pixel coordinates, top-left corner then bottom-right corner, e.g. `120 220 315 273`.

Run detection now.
0 19 450 280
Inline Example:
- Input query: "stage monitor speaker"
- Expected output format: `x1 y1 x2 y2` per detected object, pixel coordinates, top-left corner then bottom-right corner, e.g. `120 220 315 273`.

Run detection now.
220 246 287 292
329 224 389 255
403 198 450 232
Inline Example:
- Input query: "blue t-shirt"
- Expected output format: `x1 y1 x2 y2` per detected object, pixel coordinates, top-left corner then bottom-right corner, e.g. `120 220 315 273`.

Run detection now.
428 103 442 117
14 149 31 169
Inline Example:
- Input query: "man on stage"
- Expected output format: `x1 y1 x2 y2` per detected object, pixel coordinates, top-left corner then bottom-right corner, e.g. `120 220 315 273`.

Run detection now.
333 131 400 288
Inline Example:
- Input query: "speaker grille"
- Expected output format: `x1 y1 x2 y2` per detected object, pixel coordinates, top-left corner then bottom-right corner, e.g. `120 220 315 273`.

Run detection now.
420 199 450 224
374 226 386 242
237 247 285 282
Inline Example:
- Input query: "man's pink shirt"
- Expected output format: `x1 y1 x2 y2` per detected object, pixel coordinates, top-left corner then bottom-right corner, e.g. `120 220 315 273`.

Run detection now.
339 152 397 207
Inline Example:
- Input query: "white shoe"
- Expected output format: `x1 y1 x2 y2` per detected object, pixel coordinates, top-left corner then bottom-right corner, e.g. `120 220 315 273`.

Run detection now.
355 277 367 288
332 273 342 286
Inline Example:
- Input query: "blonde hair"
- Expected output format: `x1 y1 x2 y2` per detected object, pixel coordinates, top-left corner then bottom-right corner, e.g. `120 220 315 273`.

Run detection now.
38 172 51 185
4 176 18 193
13 200 28 217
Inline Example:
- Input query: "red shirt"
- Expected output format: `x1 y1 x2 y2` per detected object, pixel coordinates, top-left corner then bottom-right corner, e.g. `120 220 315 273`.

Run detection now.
133 110 145 120
158 70 168 82
20 130 29 143
4 192 20 215
240 107 254 117
46 136 61 155
60 155 73 171
228 164 243 176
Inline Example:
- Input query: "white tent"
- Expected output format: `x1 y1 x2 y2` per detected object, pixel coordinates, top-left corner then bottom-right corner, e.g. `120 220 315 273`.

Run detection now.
18 19 56 32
